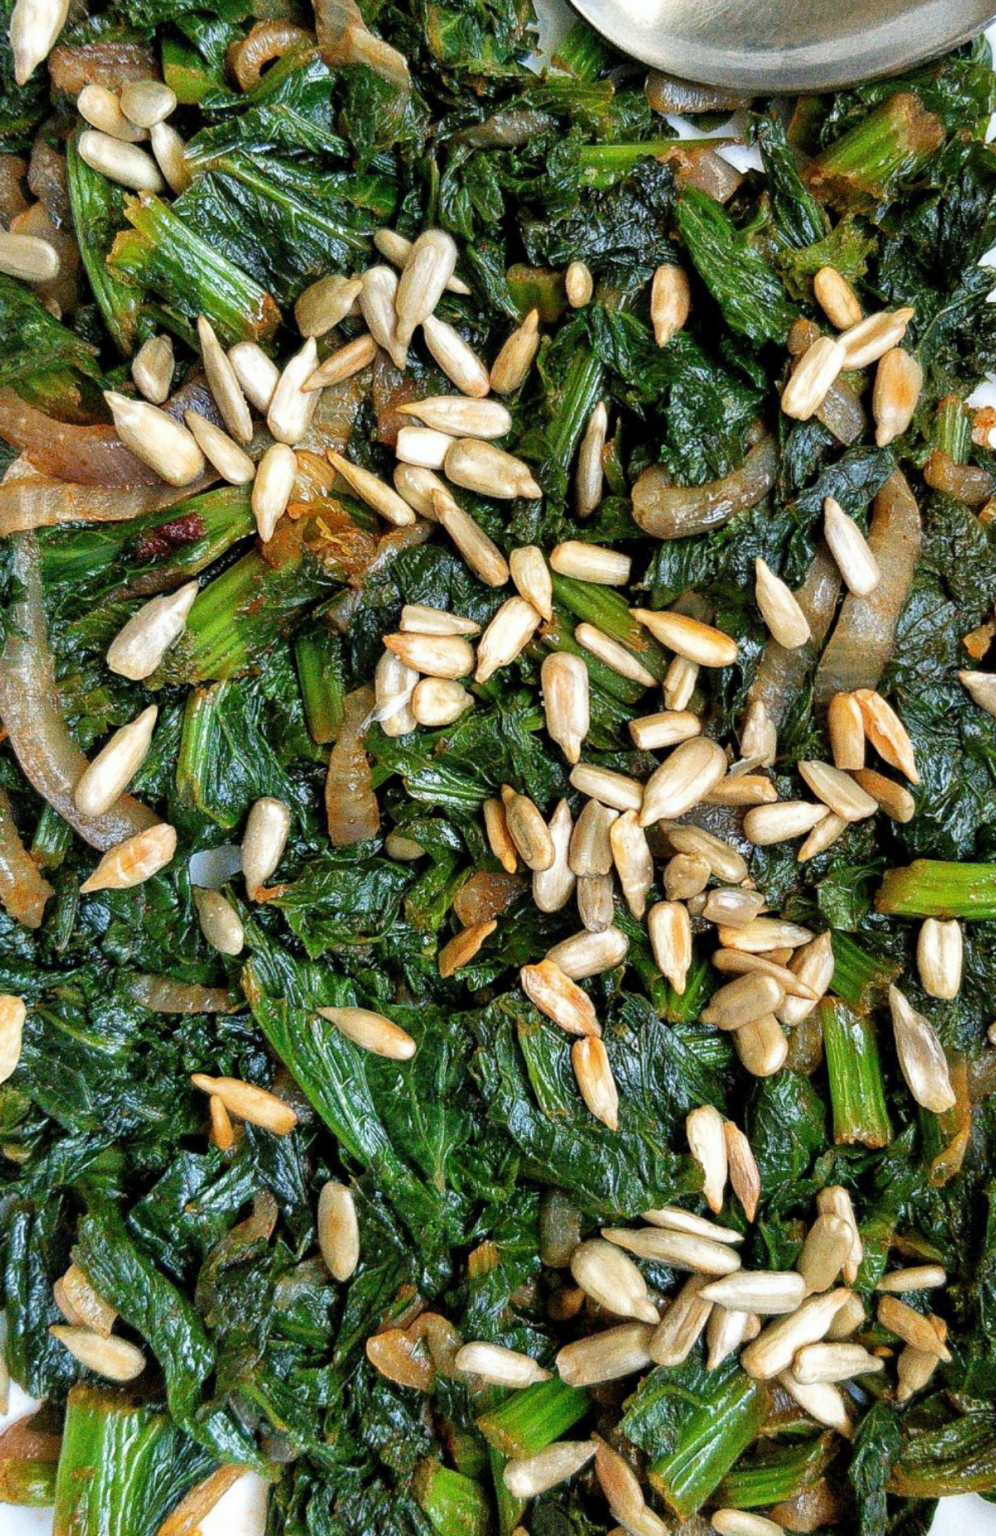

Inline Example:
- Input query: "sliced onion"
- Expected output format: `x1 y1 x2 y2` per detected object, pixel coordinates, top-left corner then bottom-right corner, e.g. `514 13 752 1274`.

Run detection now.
749 545 840 728
326 686 379 846
662 144 744 203
47 40 158 95
0 463 212 536
28 140 70 227
646 71 750 115
0 153 28 227
923 449 995 507
814 471 921 703
156 1467 248 1536
0 534 158 849
126 973 238 1013
632 434 777 539
314 0 410 87
0 785 54 929
227 20 314 90
0 389 160 487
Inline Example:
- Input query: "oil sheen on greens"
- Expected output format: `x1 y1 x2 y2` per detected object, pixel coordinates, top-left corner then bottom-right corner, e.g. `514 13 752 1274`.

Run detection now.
1 4 996 1536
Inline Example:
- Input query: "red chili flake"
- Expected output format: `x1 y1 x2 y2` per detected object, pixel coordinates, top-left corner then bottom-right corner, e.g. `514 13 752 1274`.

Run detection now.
133 514 205 562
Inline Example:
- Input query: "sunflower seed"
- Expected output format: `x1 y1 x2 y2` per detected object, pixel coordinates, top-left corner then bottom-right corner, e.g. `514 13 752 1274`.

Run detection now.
0 994 26 1085
740 1290 854 1380
490 308 541 394
813 266 862 330
896 1341 942 1401
565 259 594 308
504 1440 595 1498
80 823 176 893
411 677 474 726
375 649 418 736
825 1292 867 1340
385 466 442 520
664 654 699 710
58 1265 115 1337
701 888 767 930
455 1341 551 1389
576 401 607 518
797 1213 853 1294
251 442 297 541
823 496 881 596
106 581 198 680
812 1187 861 1285
603 1226 741 1276
662 824 748 884
575 623 656 686
854 767 916 822
959 667 996 717
720 918 813 954
78 128 163 190
131 334 173 404
395 230 458 347
318 1005 416 1060
795 1343 884 1389
826 692 865 771
183 411 255 485
723 1121 761 1222
650 263 691 346
268 337 319 444
521 958 599 1037
641 1207 743 1243
640 738 728 826
304 333 379 392
294 274 363 338
504 547 552 624
629 710 701 752
572 1036 619 1129
712 950 817 1001
11 0 68 83
888 984 956 1114
445 437 541 499
385 831 425 861
775 930 834 1027
328 451 416 526
504 788 555 871
433 492 510 586
50 1326 145 1382
593 1436 647 1526
546 927 628 980
686 1104 728 1212
103 391 204 486
475 596 542 684
569 799 617 878
878 1294 951 1358
754 559 811 649
556 1322 654 1386
541 652 589 765
706 1305 756 1370
149 119 191 192
703 775 778 808
373 228 469 293
315 1181 360 1282
650 1275 713 1366
78 83 146 142
193 888 244 957
228 341 279 413
400 397 512 440
781 336 845 420
191 1072 297 1134
533 799 575 913
700 1272 807 1315
241 796 291 899
839 306 915 369
383 631 473 678
571 1239 658 1323
577 872 614 933
664 853 710 900
798 813 848 863
872 348 924 448
777 1370 852 1434
483 796 518 873
917 918 962 1000
550 540 631 586
570 764 643 814
740 698 777 767
743 801 828 846
438 920 496 976
702 973 785 1031
647 900 692 994
609 812 654 920
798 759 877 822
359 265 405 368
732 1013 788 1077
120 78 176 127
73 705 158 818
195 314 254 444
877 1265 947 1294
631 609 738 668
395 425 454 469
0 226 56 283
422 313 490 397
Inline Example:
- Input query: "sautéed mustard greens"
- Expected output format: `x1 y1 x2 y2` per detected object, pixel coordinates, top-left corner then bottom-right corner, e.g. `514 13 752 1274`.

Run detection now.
1 2 996 1534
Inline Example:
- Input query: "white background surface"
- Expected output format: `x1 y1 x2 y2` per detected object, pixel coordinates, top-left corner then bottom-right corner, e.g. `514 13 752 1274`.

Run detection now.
3 6 995 1536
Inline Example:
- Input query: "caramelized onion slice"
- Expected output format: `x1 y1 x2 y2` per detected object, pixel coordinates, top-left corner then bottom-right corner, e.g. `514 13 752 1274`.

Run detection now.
0 785 54 929
749 545 841 729
0 465 214 536
326 686 379 847
0 389 160 486
126 973 239 1013
228 21 315 90
632 434 777 539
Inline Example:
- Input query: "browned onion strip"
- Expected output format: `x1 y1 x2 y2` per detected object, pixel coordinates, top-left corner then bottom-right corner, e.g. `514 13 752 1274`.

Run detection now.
923 449 995 507
0 154 28 227
748 545 841 728
227 21 315 91
0 535 158 850
645 71 750 116
47 40 158 95
814 471 922 703
314 0 410 88
0 785 54 929
156 1467 249 1536
126 973 238 1013
632 434 777 539
662 144 744 203
326 686 380 846
0 389 161 487
0 465 215 536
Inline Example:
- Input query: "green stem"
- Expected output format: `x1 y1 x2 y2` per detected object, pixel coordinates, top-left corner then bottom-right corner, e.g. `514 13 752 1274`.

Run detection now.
830 933 900 1010
805 91 945 210
648 1369 771 1518
294 629 345 744
713 1433 837 1508
541 615 645 705
551 574 667 677
30 805 73 869
876 859 996 919
934 396 972 464
819 1000 893 1149
476 1378 589 1458
545 347 604 484
411 1460 491 1536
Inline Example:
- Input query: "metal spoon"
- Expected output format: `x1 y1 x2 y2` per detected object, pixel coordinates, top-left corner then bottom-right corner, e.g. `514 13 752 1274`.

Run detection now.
566 0 996 92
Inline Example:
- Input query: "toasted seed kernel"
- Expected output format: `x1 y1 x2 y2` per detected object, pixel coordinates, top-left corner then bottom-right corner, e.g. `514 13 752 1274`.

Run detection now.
229 341 279 413
484 797 517 874
395 229 458 347
700 887 766 929
533 799 575 913
445 437 541 499
521 959 599 1037
103 391 204 486
572 1035 618 1129
252 442 297 541
295 274 363 338
642 1208 743 1244
706 1306 756 1370
504 1440 596 1498
897 1342 942 1401
797 1214 853 1295
360 265 405 368
0 995 26 1086
197 315 253 444
888 984 956 1114
106 581 198 680
550 540 631 587
713 950 818 1001
609 812 653 920
778 1370 852 1434
640 738 728 826
572 1239 658 1323
388 465 444 519
720 918 814 954
782 336 845 421
798 759 878 822
852 767 916 822
475 596 542 684
78 82 146 142
183 411 255 485
578 871 614 934
593 1435 648 1525
877 1265 947 1293
703 774 778 808
423 313 490 397
798 811 847 861
80 823 176 893
400 396 512 440
193 888 244 957
433 492 510 587
603 1226 741 1276
960 668 996 717
504 789 555 872
629 710 701 752
825 1292 867 1341
740 1290 853 1380
823 497 881 597
491 308 540 394
631 609 738 668
50 1326 144 1382
317 1182 359 1281
570 764 643 814
508 545 552 622
327 452 416 526
647 901 692 994
702 973 785 1031
412 677 474 727
120 78 176 127
383 631 474 679
740 698 778 767
576 401 607 519
778 931 834 1026
664 653 699 710
733 1013 788 1077
839 306 915 370
754 559 811 649
374 649 417 737
268 337 319 444
743 801 828 846
191 1073 297 1134
663 853 710 901
814 266 862 330
58 1265 115 1337
872 348 923 447
575 622 656 687
318 1005 417 1060
305 333 380 392
663 824 748 884
546 927 628 980
651 263 691 346
917 918 962 1000
148 118 191 192
242 796 291 899
817 1186 863 1285
395 425 454 469
877 1294 951 1360
374 228 470 294
131 334 173 405
827 691 865 771
438 919 496 976
74 705 158 818
10 0 68 83
686 1104 728 1213
700 1272 807 1315
650 1274 713 1367
565 259 594 308
541 652 589 765
556 1322 655 1386
385 831 425 862
456 1341 551 1389
78 128 163 191
723 1121 761 1223
570 799 617 877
